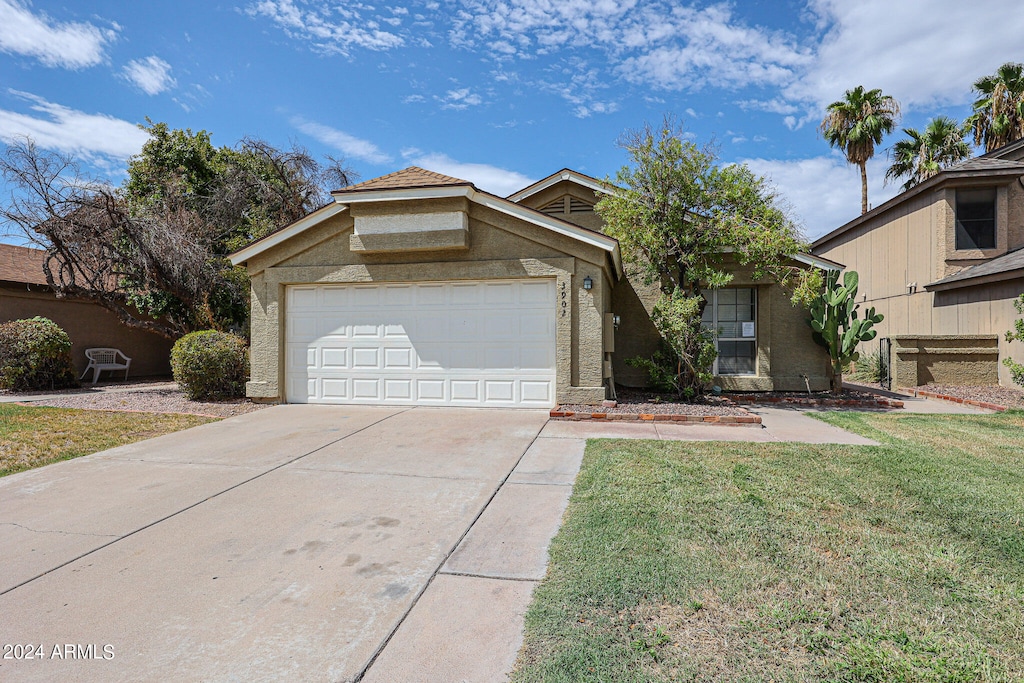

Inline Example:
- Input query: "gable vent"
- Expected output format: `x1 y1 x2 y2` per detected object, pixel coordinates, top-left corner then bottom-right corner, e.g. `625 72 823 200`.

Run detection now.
569 197 593 213
539 198 566 215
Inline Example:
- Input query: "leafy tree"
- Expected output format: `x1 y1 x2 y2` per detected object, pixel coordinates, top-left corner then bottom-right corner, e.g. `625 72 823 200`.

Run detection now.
807 270 883 393
1005 294 1024 388
967 62 1024 153
820 86 901 214
0 125 356 338
885 116 972 191
597 118 820 398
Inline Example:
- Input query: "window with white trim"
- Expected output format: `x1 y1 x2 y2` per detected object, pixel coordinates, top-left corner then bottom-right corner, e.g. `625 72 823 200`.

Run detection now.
701 288 757 375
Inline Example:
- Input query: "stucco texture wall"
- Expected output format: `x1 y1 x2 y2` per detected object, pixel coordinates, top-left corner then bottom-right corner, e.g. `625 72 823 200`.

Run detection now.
0 287 173 378
243 200 613 404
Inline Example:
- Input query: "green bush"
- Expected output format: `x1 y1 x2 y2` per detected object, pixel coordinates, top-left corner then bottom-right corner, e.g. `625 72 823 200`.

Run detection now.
0 317 78 391
170 330 248 400
1005 293 1024 388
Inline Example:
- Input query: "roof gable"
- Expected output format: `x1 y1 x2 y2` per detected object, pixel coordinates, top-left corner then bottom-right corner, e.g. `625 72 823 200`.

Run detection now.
338 166 473 193
507 169 612 203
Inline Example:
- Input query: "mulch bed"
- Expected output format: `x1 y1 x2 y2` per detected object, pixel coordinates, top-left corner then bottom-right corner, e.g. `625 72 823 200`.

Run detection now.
725 389 904 409
554 388 759 425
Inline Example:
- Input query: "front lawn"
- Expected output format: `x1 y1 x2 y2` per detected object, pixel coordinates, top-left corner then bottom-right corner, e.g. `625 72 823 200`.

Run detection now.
513 410 1024 682
0 404 216 476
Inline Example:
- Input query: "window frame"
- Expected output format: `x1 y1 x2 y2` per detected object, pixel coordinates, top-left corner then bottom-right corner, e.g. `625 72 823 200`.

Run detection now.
702 287 758 376
954 187 997 251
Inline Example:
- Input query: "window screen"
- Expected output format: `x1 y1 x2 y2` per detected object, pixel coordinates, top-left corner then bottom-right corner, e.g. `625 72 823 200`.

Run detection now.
955 188 996 250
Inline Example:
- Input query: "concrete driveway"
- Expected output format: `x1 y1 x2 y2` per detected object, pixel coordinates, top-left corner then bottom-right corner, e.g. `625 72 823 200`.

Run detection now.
0 405 577 682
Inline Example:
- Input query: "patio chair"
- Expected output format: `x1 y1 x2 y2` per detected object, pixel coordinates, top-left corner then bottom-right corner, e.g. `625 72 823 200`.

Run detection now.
80 348 132 384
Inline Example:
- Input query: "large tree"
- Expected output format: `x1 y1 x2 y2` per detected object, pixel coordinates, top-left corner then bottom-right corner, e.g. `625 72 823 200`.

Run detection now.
967 61 1024 153
0 124 355 338
820 86 901 214
885 116 972 191
596 118 819 397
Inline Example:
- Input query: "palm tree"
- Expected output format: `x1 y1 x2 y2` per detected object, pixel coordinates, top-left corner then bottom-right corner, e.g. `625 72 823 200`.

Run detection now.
885 116 972 191
820 86 901 214
967 62 1024 153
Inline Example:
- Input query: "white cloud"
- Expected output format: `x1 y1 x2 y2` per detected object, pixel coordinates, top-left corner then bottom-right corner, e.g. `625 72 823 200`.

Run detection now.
0 0 116 69
743 154 898 239
122 56 177 95
436 87 483 110
791 0 1024 109
246 0 404 56
291 117 392 164
0 91 147 164
403 151 534 196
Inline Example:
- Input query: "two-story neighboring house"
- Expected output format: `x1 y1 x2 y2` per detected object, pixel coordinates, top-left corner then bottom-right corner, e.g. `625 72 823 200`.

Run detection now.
812 139 1024 388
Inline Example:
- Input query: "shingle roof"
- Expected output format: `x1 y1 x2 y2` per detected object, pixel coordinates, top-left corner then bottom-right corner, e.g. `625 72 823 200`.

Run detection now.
0 243 48 286
945 156 1024 172
927 246 1024 289
338 166 474 193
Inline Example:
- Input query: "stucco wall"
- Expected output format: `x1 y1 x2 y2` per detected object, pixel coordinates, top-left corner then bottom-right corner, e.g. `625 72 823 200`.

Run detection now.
0 286 173 378
890 335 1000 387
243 201 612 404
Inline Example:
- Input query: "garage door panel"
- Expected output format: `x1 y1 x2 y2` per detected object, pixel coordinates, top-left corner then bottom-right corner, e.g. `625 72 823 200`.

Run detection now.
286 280 556 407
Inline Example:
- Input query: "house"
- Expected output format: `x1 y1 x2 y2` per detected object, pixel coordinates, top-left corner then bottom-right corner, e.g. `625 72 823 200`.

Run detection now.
229 167 834 408
812 139 1024 388
0 243 173 378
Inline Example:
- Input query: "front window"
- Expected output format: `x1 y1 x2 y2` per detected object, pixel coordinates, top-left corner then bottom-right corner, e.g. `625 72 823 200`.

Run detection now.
955 188 996 250
701 288 757 375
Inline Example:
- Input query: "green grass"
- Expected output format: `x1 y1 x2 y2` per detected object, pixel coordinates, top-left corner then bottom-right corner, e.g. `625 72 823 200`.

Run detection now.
512 410 1024 682
0 404 216 476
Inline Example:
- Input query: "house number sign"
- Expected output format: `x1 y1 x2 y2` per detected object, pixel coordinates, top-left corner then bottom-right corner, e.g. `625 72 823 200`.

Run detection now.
560 281 568 317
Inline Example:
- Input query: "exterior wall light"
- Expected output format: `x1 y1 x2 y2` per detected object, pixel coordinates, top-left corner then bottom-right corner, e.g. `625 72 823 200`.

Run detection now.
613 314 621 329
583 276 593 290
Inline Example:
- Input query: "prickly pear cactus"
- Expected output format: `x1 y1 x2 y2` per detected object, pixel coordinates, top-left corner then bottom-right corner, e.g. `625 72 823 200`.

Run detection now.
807 270 884 392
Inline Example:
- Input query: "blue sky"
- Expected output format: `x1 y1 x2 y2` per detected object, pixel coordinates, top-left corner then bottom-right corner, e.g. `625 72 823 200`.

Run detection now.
1 0 1022 243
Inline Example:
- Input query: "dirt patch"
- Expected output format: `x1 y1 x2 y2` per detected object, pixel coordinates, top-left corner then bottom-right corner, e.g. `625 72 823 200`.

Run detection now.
560 388 748 416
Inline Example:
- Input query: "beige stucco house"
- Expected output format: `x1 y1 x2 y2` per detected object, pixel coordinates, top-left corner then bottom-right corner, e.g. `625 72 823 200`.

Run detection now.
812 139 1024 388
230 167 834 408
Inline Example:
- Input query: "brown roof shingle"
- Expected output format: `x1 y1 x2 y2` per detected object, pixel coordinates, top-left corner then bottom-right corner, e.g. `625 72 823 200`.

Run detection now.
336 166 474 193
0 243 48 286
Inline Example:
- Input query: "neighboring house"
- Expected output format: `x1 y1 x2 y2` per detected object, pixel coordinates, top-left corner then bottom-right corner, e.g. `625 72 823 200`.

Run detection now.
812 139 1024 388
0 243 173 378
230 167 834 408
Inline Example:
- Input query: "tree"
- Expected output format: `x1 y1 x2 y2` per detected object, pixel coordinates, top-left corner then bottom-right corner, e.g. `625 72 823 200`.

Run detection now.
807 270 883 393
596 117 820 398
885 116 972 191
1005 294 1024 388
820 86 901 214
967 62 1024 153
0 125 356 339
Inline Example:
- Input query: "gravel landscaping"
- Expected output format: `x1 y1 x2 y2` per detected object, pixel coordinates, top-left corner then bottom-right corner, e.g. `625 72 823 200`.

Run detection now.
559 388 749 416
5 381 269 418
913 384 1024 409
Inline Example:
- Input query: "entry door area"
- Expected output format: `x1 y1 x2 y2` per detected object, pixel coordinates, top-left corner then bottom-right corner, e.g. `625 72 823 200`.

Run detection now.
284 279 557 407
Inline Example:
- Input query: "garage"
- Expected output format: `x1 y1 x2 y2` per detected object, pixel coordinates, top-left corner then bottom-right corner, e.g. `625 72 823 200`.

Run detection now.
285 279 557 407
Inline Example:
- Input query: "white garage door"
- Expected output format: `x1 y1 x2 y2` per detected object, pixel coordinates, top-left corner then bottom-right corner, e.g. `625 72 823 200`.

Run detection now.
285 279 557 407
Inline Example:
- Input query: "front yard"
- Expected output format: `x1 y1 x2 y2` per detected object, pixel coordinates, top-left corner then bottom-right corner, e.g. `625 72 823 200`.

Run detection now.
0 404 215 476
513 410 1024 682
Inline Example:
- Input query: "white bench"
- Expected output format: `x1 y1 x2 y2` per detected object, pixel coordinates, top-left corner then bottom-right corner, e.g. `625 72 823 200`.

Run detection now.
81 348 132 384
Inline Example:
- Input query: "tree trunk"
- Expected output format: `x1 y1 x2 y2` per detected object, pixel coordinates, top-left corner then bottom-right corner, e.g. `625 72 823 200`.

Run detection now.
859 162 869 214
831 361 844 394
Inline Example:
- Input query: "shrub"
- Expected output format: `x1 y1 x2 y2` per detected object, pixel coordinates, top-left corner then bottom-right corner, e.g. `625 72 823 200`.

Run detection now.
848 349 883 384
170 330 248 400
1005 293 1024 388
0 317 78 391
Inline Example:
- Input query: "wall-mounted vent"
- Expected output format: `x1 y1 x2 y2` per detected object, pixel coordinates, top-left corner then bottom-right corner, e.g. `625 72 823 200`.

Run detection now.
539 196 594 215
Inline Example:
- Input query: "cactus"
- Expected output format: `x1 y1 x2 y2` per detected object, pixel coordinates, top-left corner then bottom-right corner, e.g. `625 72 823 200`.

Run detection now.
807 270 884 393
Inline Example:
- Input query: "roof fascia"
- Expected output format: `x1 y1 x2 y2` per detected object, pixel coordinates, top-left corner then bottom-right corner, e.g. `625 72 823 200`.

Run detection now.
229 203 348 265
507 170 615 203
330 185 474 203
